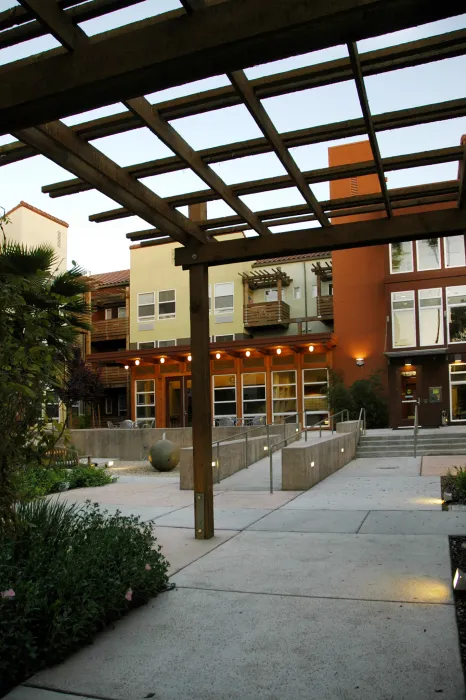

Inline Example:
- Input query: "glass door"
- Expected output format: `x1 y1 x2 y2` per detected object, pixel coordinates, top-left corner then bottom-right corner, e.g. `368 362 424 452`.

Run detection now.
166 376 192 427
400 368 419 425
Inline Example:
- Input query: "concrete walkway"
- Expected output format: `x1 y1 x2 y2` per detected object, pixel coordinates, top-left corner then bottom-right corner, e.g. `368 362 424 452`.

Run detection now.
8 452 466 700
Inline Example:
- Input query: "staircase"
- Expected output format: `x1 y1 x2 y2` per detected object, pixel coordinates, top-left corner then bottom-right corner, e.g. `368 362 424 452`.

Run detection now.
356 432 466 458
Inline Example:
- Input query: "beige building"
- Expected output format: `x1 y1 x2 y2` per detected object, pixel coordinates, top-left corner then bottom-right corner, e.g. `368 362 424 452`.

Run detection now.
5 201 68 273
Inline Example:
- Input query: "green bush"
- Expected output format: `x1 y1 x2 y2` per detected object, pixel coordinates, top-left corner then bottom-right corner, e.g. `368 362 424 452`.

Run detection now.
17 466 115 500
327 369 389 429
446 466 466 498
0 499 170 694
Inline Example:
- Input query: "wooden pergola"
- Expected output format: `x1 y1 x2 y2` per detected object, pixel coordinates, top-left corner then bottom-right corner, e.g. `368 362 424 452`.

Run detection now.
2 0 466 537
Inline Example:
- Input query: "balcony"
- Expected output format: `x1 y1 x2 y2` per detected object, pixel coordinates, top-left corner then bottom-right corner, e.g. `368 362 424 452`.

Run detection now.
100 366 128 387
244 300 290 328
317 295 334 320
92 317 128 342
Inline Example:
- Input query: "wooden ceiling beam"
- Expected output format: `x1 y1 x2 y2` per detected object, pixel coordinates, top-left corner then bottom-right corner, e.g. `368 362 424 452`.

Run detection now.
17 0 87 51
175 207 466 268
87 147 462 223
228 69 330 227
14 121 206 245
124 96 271 236
0 0 463 134
347 41 392 217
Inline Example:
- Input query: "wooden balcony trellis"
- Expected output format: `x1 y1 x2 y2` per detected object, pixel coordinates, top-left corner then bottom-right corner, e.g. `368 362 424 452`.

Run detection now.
2 0 466 538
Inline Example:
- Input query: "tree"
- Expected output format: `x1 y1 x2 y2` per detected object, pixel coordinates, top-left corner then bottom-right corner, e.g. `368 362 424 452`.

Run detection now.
327 370 354 418
0 238 91 524
350 372 389 429
58 347 105 425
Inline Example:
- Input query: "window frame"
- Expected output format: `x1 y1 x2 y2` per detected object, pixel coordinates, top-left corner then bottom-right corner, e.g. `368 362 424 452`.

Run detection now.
105 398 113 415
389 241 414 274
447 285 466 345
135 379 155 422
117 306 127 318
293 286 301 300
212 374 237 421
214 282 234 315
242 372 267 419
418 288 444 347
137 292 155 322
450 363 466 422
444 236 466 269
416 238 441 272
213 334 234 343
138 341 156 349
272 369 297 422
391 290 417 349
158 289 176 320
104 307 112 320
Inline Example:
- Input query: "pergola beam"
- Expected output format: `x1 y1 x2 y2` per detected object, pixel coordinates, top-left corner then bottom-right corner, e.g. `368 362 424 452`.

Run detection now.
124 97 271 236
0 0 463 134
228 69 329 227
15 122 206 245
175 207 466 268
17 0 87 51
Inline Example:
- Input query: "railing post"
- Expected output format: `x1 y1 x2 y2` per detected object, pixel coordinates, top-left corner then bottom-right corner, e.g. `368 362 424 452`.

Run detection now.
245 431 249 469
267 424 274 494
217 441 221 484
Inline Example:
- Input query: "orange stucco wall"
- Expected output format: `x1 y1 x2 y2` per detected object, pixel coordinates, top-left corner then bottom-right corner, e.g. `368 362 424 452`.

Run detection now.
330 141 388 386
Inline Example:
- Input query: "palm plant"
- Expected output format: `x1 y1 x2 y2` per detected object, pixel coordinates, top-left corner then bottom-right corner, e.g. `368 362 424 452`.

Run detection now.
0 239 91 525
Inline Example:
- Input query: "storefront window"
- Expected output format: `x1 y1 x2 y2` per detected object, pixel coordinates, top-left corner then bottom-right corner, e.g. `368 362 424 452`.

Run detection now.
272 370 297 422
135 380 155 421
447 286 466 344
450 364 466 421
45 390 60 420
391 291 416 348
213 374 236 423
444 236 466 268
416 239 441 271
390 242 413 273
242 373 266 421
418 288 443 346
303 368 329 427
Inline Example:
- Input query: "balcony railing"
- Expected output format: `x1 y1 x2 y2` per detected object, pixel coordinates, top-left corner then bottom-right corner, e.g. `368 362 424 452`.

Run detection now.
92 317 128 342
244 300 290 328
317 295 333 320
100 366 128 387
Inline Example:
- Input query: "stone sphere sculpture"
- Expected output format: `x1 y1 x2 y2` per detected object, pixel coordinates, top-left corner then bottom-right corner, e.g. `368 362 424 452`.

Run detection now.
148 433 180 472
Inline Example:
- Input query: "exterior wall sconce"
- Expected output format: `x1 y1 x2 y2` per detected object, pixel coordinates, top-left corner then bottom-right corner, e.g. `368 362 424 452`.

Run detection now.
405 359 412 366
124 365 129 370
454 354 462 363
276 348 282 355
355 358 364 366
245 350 251 357
160 357 165 364
135 359 140 366
311 461 315 467
308 345 314 352
215 352 221 360
187 355 192 362
341 448 345 453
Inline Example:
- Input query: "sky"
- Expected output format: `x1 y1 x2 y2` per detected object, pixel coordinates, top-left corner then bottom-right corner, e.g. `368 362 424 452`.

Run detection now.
0 1 465 274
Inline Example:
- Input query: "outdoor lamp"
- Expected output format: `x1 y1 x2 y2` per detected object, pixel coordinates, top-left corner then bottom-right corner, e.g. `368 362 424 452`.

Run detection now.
135 359 140 366
276 348 282 355
160 357 165 364
308 345 314 352
356 358 364 366
124 365 129 370
188 355 192 362
215 352 221 359
245 350 251 357
453 569 466 591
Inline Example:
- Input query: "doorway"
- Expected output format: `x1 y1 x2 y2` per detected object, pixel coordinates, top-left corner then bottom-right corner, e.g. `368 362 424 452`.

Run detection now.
166 376 192 428
399 366 420 426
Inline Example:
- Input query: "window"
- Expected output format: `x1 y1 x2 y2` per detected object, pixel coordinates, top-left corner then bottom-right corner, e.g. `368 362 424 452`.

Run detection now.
293 286 301 300
45 390 60 421
208 284 211 313
136 380 155 421
105 398 113 415
138 292 155 321
104 308 112 320
214 282 234 314
118 307 127 318
138 341 156 349
303 368 329 426
265 288 278 302
450 363 466 421
242 372 266 419
444 236 466 268
272 370 297 422
158 289 176 319
71 401 84 417
416 239 440 271
214 334 234 342
213 374 236 420
158 339 176 347
390 241 413 273
447 286 466 344
118 394 127 416
312 285 318 298
391 291 416 348
419 288 443 346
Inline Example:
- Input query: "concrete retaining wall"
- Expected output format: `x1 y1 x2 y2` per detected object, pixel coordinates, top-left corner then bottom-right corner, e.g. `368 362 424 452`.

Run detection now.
68 424 296 461
282 421 359 491
180 423 298 490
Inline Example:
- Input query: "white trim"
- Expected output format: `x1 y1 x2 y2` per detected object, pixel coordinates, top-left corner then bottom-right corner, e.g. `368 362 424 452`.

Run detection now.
391 290 417 349
449 362 466 422
212 374 237 419
137 292 155 322
447 285 466 344
418 288 444 347
444 235 466 269
415 239 441 272
389 241 413 274
138 341 156 349
302 367 329 424
214 281 234 315
135 379 155 422
241 371 266 418
272 369 297 421
158 289 176 320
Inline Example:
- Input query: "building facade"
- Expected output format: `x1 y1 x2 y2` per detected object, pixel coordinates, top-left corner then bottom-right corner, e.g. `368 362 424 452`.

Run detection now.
331 139 466 428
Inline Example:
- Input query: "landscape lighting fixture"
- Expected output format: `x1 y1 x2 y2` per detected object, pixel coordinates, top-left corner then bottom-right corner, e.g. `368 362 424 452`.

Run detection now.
264 445 268 451
107 461 114 467
215 352 221 360
135 359 140 366
311 461 315 467
341 448 344 453
211 461 216 468
453 569 466 591
276 348 282 355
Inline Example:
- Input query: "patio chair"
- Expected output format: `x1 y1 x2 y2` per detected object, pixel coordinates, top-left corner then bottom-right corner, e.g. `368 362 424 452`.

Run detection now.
107 421 115 429
119 419 134 429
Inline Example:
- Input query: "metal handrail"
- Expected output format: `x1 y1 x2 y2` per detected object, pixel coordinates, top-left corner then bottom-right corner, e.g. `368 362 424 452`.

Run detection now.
306 409 350 437
413 402 419 458
357 407 366 444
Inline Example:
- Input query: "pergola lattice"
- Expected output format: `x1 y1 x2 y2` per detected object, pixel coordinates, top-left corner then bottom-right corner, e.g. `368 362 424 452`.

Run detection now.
1 0 466 537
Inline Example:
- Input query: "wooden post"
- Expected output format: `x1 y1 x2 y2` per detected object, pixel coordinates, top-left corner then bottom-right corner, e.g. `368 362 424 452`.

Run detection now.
277 276 282 303
189 264 214 539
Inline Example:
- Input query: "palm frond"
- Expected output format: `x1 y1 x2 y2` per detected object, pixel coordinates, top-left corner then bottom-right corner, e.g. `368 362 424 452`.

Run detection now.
0 241 57 276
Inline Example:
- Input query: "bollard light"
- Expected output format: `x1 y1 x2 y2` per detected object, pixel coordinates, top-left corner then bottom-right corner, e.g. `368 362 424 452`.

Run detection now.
454 569 466 591
211 461 216 467
107 461 114 467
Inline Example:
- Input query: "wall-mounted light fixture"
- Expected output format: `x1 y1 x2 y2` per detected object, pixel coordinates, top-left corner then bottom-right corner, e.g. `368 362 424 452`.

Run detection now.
160 357 165 364
405 359 412 367
355 358 364 367
187 355 192 362
215 352 221 360
245 350 251 358
135 359 140 366
124 365 129 370
276 348 282 355
454 354 462 364
308 345 314 353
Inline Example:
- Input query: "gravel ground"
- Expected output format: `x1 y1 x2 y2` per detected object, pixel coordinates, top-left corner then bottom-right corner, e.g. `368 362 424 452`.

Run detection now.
107 460 180 478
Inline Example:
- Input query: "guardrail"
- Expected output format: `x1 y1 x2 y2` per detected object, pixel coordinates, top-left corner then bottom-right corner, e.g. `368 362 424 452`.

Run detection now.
413 402 419 458
357 407 367 444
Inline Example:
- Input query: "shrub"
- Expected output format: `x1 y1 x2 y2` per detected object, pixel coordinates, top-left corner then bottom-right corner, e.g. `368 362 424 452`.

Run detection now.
0 499 170 694
446 466 466 498
17 466 115 501
350 372 389 429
